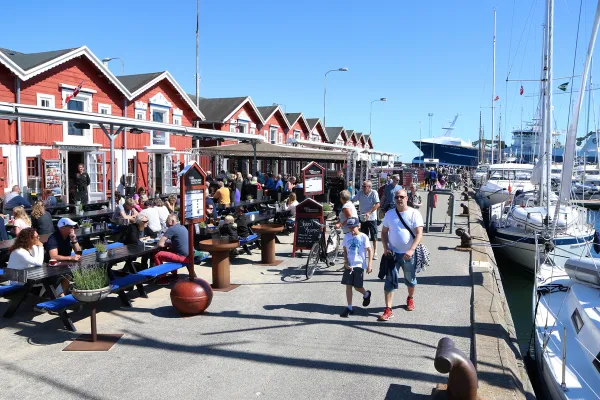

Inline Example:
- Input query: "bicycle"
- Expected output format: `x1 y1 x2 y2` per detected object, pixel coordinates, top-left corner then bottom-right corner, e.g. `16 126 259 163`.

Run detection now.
305 219 342 279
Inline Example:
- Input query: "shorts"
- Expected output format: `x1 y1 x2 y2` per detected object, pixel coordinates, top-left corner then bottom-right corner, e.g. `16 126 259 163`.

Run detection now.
384 253 417 291
360 220 378 241
341 267 364 289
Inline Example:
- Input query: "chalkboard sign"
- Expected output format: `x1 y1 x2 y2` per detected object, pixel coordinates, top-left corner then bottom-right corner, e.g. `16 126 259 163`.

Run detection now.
293 198 324 256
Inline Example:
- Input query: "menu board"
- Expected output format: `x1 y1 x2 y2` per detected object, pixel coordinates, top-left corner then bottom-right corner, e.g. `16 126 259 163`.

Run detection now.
44 160 62 194
184 189 204 220
294 218 322 249
305 176 323 194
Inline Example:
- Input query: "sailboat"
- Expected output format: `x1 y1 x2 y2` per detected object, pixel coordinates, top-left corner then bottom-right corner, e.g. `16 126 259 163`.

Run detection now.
532 0 600 398
490 0 595 272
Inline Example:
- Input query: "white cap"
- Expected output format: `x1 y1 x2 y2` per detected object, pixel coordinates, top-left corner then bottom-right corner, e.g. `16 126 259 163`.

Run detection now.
57 218 78 228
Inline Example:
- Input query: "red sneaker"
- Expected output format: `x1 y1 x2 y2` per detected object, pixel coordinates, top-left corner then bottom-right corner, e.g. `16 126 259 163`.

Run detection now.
378 307 393 321
407 297 415 311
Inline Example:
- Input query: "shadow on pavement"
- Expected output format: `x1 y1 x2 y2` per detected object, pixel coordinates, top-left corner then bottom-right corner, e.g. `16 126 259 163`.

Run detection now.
385 384 437 400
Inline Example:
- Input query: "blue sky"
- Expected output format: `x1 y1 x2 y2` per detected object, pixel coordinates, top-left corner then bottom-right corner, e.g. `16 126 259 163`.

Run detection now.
2 0 600 161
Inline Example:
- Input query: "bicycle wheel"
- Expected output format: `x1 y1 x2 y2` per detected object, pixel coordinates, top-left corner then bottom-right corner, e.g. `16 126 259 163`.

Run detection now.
305 242 321 279
326 229 341 265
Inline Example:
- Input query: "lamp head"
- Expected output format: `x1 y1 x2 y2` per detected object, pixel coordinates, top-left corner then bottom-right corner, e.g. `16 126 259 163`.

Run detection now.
130 128 143 134
380 98 387 101
72 122 90 130
338 67 348 72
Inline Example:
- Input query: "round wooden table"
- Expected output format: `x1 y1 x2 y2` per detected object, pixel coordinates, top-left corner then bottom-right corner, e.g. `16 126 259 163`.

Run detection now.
198 239 239 290
252 224 284 265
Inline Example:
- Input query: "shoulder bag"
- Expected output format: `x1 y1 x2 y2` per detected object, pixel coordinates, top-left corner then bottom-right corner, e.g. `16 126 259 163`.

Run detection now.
395 208 430 273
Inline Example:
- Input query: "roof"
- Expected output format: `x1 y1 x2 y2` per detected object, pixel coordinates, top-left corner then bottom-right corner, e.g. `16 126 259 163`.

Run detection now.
345 129 355 137
325 127 344 143
117 72 164 92
306 118 321 130
257 105 290 129
0 47 76 71
189 96 249 122
195 141 347 161
285 113 302 127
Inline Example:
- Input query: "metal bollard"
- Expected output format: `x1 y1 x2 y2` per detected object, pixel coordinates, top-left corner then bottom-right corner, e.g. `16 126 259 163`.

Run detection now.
455 228 472 249
434 337 478 400
425 190 454 233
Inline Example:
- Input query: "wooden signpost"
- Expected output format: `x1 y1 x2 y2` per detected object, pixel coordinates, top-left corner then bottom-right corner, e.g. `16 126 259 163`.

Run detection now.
292 198 323 257
302 161 325 197
179 161 207 277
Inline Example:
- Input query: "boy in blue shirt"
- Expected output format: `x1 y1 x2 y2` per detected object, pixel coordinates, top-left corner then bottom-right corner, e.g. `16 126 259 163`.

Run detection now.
340 217 373 317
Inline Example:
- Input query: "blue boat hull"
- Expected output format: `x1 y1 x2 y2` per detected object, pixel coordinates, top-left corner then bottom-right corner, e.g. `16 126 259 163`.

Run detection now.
412 141 478 167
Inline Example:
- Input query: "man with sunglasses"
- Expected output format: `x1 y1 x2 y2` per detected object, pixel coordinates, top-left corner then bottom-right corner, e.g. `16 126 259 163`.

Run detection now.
379 189 423 321
381 175 402 212
352 180 380 259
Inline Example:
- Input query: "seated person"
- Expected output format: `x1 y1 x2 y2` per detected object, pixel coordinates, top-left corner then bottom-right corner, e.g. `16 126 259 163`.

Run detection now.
283 193 299 219
153 214 191 284
132 194 143 213
43 189 57 207
218 215 238 242
12 206 32 236
112 197 138 224
45 218 81 294
7 228 51 289
234 207 250 239
120 213 151 245
165 194 177 214
114 192 125 206
31 201 55 235
213 181 231 205
140 200 162 237
250 176 262 189
154 198 170 230
3 185 31 214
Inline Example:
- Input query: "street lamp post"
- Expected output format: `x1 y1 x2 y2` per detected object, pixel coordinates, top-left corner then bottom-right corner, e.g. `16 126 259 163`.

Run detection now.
323 67 348 130
369 97 387 135
102 57 125 74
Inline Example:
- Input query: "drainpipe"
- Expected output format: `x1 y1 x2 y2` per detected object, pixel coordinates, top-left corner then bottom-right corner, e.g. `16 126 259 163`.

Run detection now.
122 98 127 195
15 77 22 189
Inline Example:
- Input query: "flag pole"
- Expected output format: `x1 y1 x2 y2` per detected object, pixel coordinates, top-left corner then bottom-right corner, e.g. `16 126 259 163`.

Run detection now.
491 9 496 164
195 0 200 109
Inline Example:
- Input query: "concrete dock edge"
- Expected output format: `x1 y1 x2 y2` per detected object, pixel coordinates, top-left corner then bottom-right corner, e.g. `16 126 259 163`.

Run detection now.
467 197 536 399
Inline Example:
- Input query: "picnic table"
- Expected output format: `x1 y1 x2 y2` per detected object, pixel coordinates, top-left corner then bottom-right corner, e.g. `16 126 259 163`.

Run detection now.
215 198 274 210
0 227 112 255
23 203 70 215
67 200 110 212
2 242 158 321
54 209 113 222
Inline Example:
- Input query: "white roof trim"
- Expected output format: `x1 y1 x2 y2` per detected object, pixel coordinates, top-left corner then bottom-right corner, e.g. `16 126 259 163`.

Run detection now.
221 96 266 125
0 51 25 78
296 139 365 152
261 105 291 130
129 71 205 121
60 83 97 94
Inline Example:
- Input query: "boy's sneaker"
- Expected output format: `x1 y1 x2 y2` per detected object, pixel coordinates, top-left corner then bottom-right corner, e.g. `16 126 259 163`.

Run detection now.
378 307 393 321
340 307 354 318
407 297 415 311
362 290 372 307
372 254 378 260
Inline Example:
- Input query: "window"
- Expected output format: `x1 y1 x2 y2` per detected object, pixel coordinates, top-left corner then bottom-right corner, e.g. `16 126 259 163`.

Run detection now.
36 94 55 108
269 128 277 144
26 157 39 177
278 132 283 144
571 309 584 333
294 130 301 140
230 124 236 133
67 100 85 135
152 110 167 146
173 116 181 126
98 103 111 115
264 131 269 141
238 122 247 134
136 111 145 120
127 159 135 174
250 127 256 135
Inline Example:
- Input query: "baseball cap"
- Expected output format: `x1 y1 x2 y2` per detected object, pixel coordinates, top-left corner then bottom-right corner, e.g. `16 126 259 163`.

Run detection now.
346 217 360 227
57 218 78 228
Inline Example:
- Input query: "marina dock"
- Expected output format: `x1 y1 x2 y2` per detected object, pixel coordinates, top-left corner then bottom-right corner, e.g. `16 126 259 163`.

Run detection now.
0 192 534 399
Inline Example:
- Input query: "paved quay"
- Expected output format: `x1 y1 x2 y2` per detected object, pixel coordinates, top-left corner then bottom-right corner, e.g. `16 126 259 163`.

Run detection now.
1 195 477 399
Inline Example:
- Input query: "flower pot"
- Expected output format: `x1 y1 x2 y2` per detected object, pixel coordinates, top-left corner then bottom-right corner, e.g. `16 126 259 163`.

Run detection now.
96 251 108 260
71 285 112 303
82 227 91 234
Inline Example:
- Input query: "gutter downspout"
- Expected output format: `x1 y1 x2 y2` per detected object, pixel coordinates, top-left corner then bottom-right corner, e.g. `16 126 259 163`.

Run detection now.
122 98 127 195
15 77 22 189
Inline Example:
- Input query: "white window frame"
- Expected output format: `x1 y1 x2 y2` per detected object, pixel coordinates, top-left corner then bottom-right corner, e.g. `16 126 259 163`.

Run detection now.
269 127 278 144
250 127 256 135
61 89 93 144
136 111 145 120
294 130 301 140
278 132 283 144
264 131 269 141
98 103 112 115
230 124 236 133
36 93 55 108
173 116 182 126
150 105 170 147
237 120 248 134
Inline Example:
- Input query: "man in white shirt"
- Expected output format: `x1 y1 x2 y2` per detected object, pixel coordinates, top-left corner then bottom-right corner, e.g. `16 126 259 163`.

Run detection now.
352 180 380 259
379 189 423 321
140 200 162 236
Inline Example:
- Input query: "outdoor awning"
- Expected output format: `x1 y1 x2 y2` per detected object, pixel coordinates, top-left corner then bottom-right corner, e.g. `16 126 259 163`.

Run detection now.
193 142 348 161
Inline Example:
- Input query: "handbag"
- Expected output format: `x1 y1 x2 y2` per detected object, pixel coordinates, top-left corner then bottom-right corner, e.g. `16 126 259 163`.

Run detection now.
395 208 430 273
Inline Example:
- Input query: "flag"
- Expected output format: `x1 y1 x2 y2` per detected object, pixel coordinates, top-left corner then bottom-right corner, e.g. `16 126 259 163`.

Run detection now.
63 80 84 107
558 82 569 92
494 96 499 101
520 85 524 95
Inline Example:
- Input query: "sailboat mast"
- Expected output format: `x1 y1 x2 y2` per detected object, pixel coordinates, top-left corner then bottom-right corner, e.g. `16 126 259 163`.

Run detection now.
492 9 496 164
545 0 554 222
479 111 483 164
498 112 502 163
520 107 524 162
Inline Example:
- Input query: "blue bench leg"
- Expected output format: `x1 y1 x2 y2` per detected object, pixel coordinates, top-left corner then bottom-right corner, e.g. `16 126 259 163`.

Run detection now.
124 261 148 299
3 281 33 318
243 244 252 255
59 310 76 332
